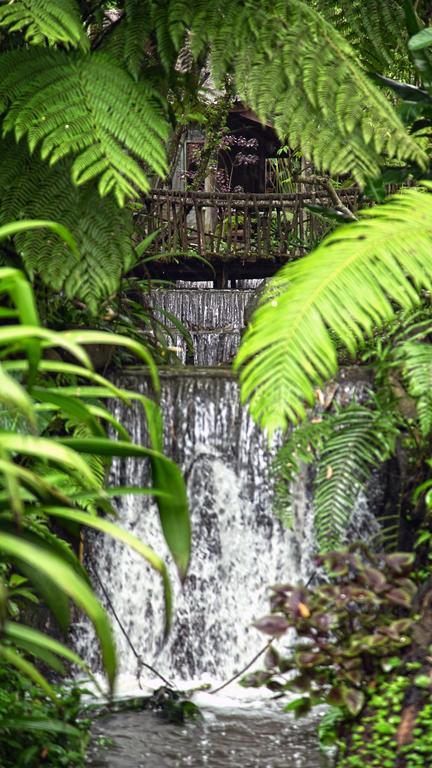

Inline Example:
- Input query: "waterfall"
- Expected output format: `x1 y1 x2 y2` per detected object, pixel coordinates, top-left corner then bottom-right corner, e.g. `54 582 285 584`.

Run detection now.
76 286 380 689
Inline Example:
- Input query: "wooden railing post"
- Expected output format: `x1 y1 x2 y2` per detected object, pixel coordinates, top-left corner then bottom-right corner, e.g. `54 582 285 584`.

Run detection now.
136 188 358 267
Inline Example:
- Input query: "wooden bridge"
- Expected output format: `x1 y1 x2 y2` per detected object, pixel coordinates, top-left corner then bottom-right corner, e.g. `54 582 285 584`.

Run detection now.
135 187 359 285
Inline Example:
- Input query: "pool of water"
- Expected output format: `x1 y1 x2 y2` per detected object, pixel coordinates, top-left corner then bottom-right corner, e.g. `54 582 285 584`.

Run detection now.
87 700 327 768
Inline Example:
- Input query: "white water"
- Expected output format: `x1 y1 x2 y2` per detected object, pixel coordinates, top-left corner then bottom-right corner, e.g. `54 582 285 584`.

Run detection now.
76 286 380 693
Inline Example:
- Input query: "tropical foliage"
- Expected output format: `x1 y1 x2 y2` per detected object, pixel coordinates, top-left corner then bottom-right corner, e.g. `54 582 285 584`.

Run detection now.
235 3 432 434
247 546 416 717
271 311 432 549
0 0 429 305
0 221 190 725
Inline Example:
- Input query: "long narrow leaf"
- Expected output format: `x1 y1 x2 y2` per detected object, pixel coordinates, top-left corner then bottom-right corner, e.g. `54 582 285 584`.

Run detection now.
58 438 190 579
63 331 159 394
42 507 173 637
0 434 99 489
0 533 116 691
0 646 57 702
4 622 91 674
0 327 91 370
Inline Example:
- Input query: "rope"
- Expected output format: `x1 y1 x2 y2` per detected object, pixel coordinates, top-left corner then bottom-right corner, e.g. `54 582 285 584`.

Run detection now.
209 639 273 695
91 558 175 690
90 556 315 698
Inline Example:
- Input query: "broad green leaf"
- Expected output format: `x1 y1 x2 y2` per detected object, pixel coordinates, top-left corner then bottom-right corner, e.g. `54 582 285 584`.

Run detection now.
0 434 99 489
4 621 91 674
8 636 66 674
63 330 159 394
409 28 432 52
0 267 41 376
42 507 173 637
31 387 106 437
3 360 129 401
0 365 35 426
0 717 80 736
0 326 91 369
0 445 24 522
135 229 161 258
0 459 74 507
0 646 57 702
43 385 162 450
58 438 191 580
0 533 116 691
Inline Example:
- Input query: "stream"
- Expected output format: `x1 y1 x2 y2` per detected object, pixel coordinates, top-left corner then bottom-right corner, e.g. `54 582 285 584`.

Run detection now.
87 699 327 768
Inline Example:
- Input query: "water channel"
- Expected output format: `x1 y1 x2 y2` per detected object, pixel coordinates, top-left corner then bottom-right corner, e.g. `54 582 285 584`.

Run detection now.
87 701 326 768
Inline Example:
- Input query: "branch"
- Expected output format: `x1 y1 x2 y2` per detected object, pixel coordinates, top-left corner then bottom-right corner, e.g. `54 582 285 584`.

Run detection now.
295 174 358 221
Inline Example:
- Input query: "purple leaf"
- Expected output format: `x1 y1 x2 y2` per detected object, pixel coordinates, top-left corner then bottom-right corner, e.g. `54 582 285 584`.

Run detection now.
386 588 413 608
253 614 289 636
360 567 388 593
342 686 365 716
384 552 415 574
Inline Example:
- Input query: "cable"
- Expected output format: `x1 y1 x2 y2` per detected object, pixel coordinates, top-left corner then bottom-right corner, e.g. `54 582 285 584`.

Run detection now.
209 639 274 695
90 556 175 690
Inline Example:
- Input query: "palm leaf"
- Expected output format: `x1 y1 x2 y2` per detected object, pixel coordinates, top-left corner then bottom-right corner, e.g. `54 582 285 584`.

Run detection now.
235 184 432 433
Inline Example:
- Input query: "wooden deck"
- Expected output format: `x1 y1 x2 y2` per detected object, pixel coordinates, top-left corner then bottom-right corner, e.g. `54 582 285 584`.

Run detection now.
134 188 359 283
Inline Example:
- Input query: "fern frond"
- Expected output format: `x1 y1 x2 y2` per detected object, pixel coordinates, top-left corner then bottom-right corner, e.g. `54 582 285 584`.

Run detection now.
233 1 425 185
314 0 408 72
101 0 154 80
0 0 87 49
273 417 332 526
398 339 432 436
0 49 169 205
273 404 397 549
313 406 397 549
235 184 432 434
0 138 133 307
161 0 426 186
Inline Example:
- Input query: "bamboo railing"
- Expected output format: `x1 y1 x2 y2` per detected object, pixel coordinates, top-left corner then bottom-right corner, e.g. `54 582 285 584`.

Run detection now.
135 188 359 263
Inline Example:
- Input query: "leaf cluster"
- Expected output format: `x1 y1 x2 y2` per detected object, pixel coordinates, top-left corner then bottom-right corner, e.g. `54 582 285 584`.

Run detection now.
246 545 417 717
0 223 191 701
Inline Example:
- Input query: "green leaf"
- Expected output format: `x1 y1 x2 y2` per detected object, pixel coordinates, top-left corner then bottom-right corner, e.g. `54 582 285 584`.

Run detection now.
283 696 312 717
0 434 99 489
0 326 91 370
0 366 35 427
3 360 129 401
0 220 78 258
41 507 173 638
0 717 80 736
341 685 365 716
236 185 432 432
0 0 88 50
369 73 430 103
63 330 159 395
409 28 432 52
0 49 169 205
31 387 106 437
135 230 161 258
0 646 57 702
0 533 116 691
3 621 90 673
58 438 191 580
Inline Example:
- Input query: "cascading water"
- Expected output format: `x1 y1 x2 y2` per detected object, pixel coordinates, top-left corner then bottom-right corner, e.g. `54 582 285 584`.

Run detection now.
77 285 380 691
